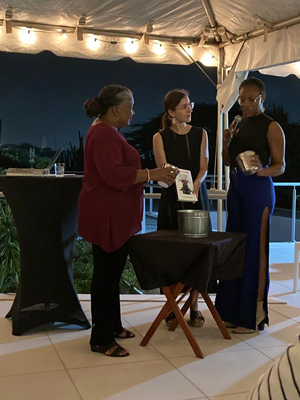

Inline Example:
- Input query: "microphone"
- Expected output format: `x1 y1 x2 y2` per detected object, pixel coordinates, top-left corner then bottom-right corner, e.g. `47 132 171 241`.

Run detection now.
232 115 242 137
227 115 242 148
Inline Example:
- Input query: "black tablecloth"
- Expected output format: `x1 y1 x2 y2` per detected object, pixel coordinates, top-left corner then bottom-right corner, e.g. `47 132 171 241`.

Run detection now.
128 230 246 293
0 176 90 335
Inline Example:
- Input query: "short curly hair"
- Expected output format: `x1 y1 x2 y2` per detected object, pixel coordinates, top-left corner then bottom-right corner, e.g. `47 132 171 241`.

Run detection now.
239 77 266 95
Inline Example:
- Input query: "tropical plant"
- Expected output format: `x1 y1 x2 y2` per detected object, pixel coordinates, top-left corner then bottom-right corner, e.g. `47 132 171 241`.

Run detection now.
72 237 94 294
72 236 142 294
0 200 20 292
0 152 24 169
62 131 84 172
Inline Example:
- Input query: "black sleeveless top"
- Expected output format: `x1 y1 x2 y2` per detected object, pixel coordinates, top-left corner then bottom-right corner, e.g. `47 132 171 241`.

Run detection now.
157 126 211 231
229 113 273 167
159 126 203 181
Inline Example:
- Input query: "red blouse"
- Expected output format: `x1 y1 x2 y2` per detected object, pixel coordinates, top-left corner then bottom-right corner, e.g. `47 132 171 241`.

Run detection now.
78 123 143 252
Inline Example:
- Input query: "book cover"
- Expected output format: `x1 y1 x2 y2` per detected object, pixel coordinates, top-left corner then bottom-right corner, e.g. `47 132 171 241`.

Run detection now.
175 168 198 202
6 168 47 176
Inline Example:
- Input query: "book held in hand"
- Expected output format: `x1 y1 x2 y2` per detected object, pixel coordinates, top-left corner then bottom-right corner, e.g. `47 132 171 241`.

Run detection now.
175 168 198 202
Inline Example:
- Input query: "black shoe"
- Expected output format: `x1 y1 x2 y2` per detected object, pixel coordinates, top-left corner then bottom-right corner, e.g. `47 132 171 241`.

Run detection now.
90 341 129 357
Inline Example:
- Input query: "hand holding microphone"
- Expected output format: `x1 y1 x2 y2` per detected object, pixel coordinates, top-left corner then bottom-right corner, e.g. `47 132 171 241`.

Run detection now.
225 115 242 148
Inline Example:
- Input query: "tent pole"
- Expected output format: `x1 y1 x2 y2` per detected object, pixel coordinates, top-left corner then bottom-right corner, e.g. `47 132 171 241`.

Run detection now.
224 113 230 192
223 68 230 192
217 49 225 231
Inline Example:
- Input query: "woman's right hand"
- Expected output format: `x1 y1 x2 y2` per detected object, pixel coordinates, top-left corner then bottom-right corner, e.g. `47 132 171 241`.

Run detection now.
150 167 176 186
223 128 231 141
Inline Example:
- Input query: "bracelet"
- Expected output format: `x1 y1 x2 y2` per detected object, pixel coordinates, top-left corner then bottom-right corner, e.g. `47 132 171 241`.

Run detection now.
145 168 151 183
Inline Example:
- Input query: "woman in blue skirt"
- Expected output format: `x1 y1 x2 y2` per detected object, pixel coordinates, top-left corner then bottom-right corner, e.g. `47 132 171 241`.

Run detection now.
215 77 285 334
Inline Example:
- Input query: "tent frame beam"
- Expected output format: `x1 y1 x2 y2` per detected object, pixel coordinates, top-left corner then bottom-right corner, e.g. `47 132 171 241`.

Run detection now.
0 18 202 46
227 15 300 45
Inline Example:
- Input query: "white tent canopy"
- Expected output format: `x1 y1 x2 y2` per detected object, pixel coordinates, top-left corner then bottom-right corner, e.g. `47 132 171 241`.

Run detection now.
1 0 300 228
1 1 300 102
1 1 300 84
218 22 300 112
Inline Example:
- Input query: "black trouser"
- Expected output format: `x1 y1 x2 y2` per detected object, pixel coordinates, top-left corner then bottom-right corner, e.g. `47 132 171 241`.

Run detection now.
90 242 128 346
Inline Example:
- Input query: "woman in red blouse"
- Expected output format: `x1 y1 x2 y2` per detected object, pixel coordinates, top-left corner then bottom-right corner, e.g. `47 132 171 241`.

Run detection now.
78 85 175 357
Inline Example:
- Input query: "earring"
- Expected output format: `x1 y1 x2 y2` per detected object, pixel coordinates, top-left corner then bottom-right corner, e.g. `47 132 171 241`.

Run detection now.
172 117 176 125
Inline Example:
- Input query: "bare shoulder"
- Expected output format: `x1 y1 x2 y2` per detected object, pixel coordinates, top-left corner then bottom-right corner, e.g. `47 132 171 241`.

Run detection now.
268 120 285 139
153 131 163 141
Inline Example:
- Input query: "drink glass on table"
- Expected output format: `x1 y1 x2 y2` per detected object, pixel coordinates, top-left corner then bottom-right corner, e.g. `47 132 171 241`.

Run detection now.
54 163 65 177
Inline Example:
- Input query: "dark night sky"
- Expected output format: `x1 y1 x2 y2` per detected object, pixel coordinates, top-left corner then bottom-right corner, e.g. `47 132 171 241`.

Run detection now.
0 50 300 150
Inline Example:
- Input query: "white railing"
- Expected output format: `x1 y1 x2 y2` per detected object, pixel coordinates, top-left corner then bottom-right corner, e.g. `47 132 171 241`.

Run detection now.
273 182 300 242
1 181 299 241
142 184 227 233
143 182 300 242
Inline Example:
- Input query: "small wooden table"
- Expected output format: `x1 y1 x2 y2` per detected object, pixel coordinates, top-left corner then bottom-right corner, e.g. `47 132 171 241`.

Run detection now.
128 230 246 358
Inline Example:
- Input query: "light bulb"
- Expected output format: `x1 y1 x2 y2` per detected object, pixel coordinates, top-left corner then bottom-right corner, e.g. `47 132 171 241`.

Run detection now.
153 42 165 55
124 39 138 54
87 36 100 51
200 52 215 66
183 46 192 56
19 28 36 44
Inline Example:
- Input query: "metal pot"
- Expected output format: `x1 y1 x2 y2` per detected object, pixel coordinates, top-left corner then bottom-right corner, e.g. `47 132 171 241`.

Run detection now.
177 210 209 238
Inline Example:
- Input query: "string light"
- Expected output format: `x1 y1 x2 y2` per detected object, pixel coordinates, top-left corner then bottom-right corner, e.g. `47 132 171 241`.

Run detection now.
152 42 165 55
294 61 300 72
200 52 215 66
87 36 100 51
182 46 192 56
124 39 138 54
19 28 36 44
61 30 67 39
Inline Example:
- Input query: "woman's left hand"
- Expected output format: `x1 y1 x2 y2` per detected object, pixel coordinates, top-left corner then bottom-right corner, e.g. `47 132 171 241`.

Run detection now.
251 154 264 175
193 179 201 198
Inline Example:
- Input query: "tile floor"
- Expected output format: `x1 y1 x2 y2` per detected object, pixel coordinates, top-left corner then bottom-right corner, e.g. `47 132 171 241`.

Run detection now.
0 242 299 400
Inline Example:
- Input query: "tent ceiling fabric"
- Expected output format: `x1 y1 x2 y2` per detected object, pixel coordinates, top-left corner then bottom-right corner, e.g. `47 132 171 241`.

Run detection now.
0 0 214 65
1 0 300 98
0 0 300 67
218 21 300 111
211 0 300 36
0 0 209 36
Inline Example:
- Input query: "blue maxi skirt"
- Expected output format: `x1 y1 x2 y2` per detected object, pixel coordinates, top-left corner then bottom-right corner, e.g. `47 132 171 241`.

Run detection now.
215 168 275 330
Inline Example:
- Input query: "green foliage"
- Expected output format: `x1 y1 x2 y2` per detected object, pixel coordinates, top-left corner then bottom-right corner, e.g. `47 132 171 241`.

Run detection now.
72 237 142 294
120 257 142 294
0 144 54 169
62 131 84 171
0 152 24 169
72 238 94 294
264 104 300 210
34 157 52 169
124 114 163 169
0 200 20 293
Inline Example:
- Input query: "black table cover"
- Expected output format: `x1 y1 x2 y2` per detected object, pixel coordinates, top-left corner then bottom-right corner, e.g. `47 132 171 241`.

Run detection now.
128 230 246 293
0 176 90 335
